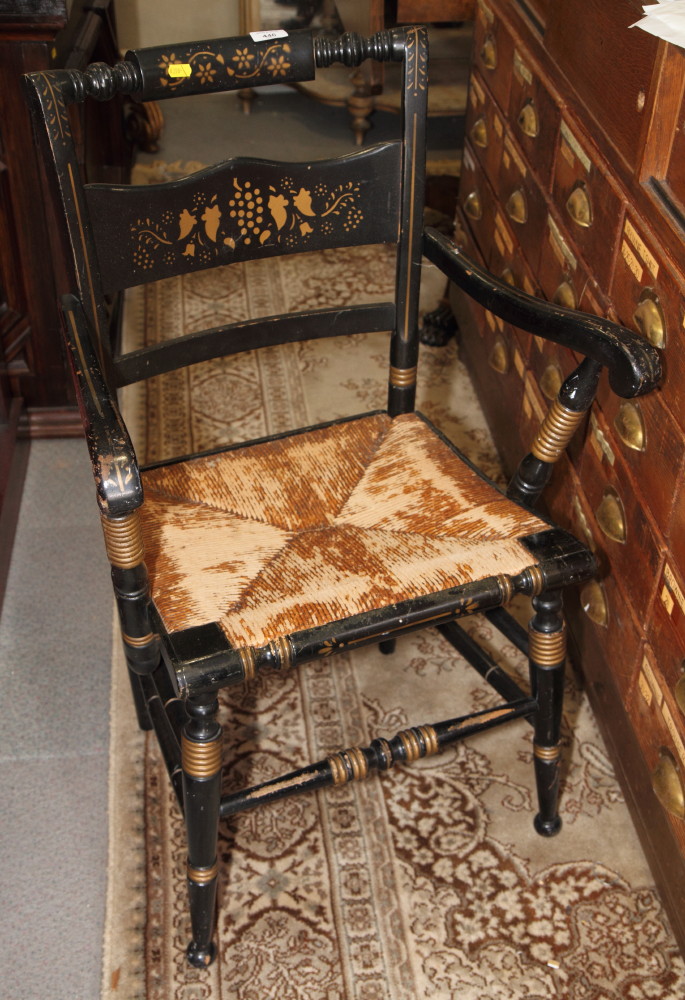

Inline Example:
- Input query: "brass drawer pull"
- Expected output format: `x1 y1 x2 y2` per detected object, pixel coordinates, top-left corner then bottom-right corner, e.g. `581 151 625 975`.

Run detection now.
464 190 482 220
552 280 577 310
517 100 539 138
651 750 685 819
481 35 497 70
614 401 646 452
580 579 608 626
500 266 516 287
540 363 563 401
506 188 527 225
470 116 488 148
633 294 666 349
488 335 509 374
565 184 592 228
595 487 626 544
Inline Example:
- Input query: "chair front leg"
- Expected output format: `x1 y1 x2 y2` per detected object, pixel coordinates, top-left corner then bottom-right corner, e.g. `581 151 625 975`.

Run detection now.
182 691 222 967
528 589 566 837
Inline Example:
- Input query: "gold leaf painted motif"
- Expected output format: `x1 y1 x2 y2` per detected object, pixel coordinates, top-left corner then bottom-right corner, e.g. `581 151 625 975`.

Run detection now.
159 41 291 89
130 176 364 271
268 194 289 230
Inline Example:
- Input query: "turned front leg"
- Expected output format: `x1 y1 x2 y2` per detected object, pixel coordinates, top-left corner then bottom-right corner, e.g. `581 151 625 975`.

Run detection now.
528 590 566 837
182 692 222 967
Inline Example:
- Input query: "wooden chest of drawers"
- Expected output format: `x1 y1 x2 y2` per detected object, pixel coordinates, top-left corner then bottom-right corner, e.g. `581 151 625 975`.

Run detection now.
453 0 685 950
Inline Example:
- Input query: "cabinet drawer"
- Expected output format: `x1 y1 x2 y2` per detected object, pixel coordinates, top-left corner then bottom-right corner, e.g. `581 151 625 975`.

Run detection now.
473 0 515 112
551 119 624 288
647 562 685 713
609 213 685 435
459 142 497 263
563 476 644 699
596 384 684 532
545 0 659 171
537 211 592 315
496 129 548 274
508 45 561 190
465 70 505 185
460 299 527 471
488 211 540 363
667 475 685 584
576 407 664 618
630 643 685 840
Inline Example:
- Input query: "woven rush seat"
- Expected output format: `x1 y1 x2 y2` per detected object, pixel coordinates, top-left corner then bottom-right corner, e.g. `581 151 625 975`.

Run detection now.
141 412 549 647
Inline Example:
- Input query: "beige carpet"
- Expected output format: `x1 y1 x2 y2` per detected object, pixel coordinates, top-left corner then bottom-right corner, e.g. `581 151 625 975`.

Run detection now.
102 175 684 998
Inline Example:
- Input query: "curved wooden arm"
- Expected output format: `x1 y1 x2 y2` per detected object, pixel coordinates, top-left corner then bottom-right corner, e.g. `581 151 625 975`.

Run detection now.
423 227 662 399
62 294 143 516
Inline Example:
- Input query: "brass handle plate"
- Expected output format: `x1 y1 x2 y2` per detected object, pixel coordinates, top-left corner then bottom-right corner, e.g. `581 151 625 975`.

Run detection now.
540 363 563 401
470 116 488 148
506 188 528 225
481 35 497 70
500 266 516 287
580 579 608 626
488 335 509 374
614 401 646 452
565 185 592 228
517 101 539 138
552 280 577 310
464 190 482 220
633 295 666 349
652 750 685 819
595 487 627 544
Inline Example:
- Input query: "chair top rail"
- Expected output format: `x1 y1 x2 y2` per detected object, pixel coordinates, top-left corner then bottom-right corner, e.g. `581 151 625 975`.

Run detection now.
27 28 409 108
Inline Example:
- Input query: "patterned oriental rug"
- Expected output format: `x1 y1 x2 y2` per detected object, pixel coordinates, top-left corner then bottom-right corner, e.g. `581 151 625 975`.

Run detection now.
102 165 685 1000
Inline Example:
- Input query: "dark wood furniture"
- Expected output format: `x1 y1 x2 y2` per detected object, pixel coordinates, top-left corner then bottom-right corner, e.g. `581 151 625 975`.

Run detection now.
453 0 685 951
25 25 660 968
0 0 131 607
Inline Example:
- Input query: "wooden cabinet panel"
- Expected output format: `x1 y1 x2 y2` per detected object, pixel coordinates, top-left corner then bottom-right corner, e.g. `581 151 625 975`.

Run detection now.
455 0 685 947
545 0 659 171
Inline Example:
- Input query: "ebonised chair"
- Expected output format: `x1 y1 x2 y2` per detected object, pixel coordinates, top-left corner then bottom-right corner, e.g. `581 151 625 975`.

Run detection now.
24 26 661 968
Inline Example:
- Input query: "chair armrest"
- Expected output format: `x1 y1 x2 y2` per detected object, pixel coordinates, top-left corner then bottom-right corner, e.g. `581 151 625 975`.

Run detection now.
423 227 662 399
62 294 143 517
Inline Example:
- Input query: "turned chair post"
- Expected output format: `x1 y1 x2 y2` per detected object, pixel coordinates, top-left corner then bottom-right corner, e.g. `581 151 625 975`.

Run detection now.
528 589 566 837
182 691 223 968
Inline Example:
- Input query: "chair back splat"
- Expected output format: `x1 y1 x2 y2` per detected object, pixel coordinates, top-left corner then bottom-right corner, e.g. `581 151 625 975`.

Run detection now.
25 25 662 971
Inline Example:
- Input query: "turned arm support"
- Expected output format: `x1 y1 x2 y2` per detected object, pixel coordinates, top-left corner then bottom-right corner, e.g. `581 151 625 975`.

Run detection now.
62 294 143 517
423 227 662 399
423 226 663 507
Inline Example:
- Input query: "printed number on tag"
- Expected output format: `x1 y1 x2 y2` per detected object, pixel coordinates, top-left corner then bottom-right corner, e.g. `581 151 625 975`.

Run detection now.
250 29 288 42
